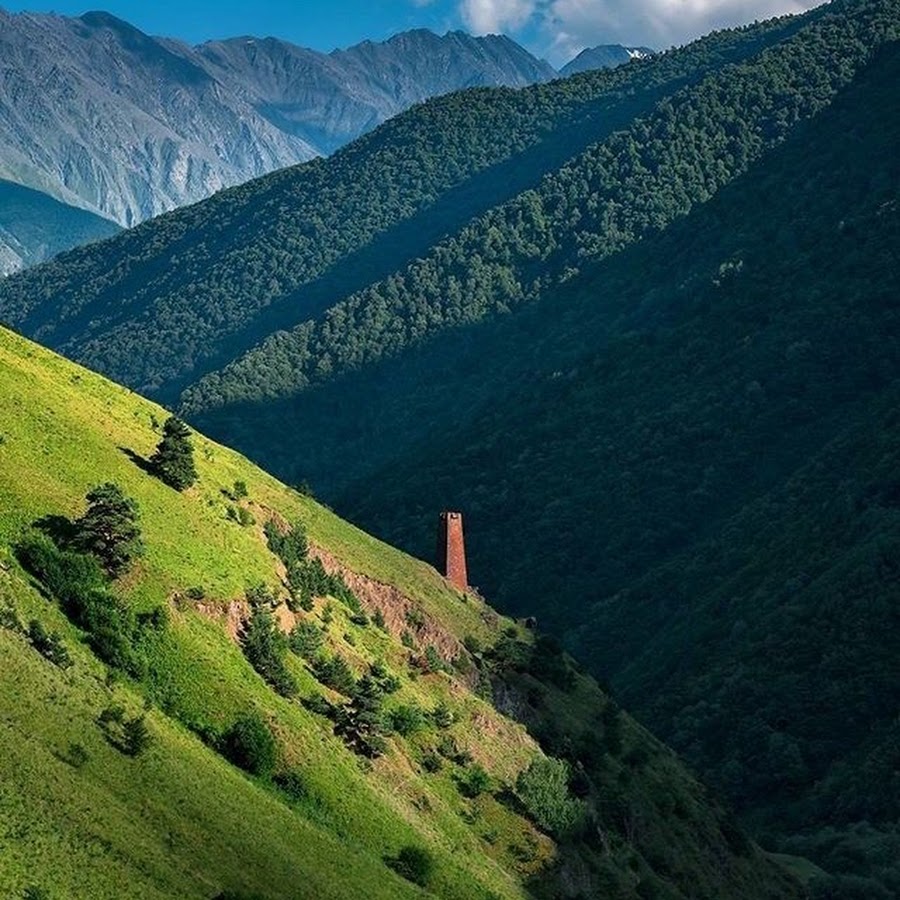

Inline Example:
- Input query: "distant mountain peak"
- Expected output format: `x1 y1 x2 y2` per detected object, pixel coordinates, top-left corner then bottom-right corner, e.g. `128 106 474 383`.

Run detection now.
78 9 132 28
560 43 656 76
0 12 558 233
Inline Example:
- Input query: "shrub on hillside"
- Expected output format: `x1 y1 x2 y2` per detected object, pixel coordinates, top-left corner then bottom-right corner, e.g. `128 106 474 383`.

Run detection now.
122 715 152 757
387 845 435 887
18 530 103 603
516 756 585 837
263 519 309 569
27 619 72 669
288 619 323 659
272 769 308 802
334 675 389 758
388 703 426 737
312 654 356 695
431 702 454 729
98 705 152 757
222 714 277 776
457 764 491 798
423 645 446 674
240 603 296 698
227 505 255 527
17 532 157 677
23 887 50 900
72 483 143 576
149 416 198 490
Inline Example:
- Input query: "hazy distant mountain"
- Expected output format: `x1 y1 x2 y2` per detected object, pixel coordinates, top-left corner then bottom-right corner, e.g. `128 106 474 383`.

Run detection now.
0 8 556 230
559 44 655 76
197 29 557 155
0 9 313 228
0 180 119 276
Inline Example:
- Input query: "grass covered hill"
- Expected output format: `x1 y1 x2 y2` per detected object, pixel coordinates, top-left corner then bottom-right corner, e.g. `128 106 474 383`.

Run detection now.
0 8 817 398
0 325 800 899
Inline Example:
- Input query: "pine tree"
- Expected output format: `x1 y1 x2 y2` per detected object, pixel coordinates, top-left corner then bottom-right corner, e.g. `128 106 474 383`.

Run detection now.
122 715 152 757
335 675 388 758
149 416 197 491
240 604 297 698
72 483 143 576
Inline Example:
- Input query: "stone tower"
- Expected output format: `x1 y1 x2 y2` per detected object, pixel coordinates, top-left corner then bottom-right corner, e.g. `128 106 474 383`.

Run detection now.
437 511 468 590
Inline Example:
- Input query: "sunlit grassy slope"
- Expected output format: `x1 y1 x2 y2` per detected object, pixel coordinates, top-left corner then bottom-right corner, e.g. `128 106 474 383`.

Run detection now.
0 326 801 899
0 325 538 899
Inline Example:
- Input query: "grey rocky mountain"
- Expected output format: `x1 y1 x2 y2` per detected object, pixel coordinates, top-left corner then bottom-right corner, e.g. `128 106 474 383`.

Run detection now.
560 44 655 76
0 9 315 228
0 8 556 230
195 29 558 155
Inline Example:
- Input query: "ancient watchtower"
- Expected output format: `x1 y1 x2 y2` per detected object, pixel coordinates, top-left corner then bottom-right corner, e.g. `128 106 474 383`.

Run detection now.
437 511 468 591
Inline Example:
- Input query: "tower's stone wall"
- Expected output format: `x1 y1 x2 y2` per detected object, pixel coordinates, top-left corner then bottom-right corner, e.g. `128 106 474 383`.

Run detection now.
437 511 468 590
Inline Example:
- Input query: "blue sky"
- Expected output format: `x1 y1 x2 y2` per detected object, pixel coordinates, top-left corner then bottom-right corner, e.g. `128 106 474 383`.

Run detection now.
3 0 825 64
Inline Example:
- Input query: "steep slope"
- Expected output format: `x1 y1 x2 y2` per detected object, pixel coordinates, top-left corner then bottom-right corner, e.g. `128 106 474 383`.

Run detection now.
0 9 554 227
0 180 120 276
0 9 816 398
174 0 882 491
560 45 655 76
333 37 900 897
0 326 800 899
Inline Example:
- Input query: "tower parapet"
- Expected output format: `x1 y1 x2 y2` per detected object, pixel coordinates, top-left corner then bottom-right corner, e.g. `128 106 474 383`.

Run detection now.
437 511 468 590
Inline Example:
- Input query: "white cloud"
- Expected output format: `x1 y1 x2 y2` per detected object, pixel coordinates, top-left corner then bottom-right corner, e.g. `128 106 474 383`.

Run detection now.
542 0 826 58
460 0 538 34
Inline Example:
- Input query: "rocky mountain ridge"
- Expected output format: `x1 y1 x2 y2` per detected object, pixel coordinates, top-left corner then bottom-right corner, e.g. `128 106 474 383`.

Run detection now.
0 8 579 231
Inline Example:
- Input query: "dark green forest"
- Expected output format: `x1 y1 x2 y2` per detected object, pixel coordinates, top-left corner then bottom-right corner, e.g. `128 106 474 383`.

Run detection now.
338 39 900 896
0 9 815 396
181 0 854 417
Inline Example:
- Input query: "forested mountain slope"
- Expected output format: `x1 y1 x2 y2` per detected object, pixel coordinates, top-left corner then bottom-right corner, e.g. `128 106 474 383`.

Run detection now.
179 0 887 490
0 326 800 899
0 9 815 397
337 37 900 897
